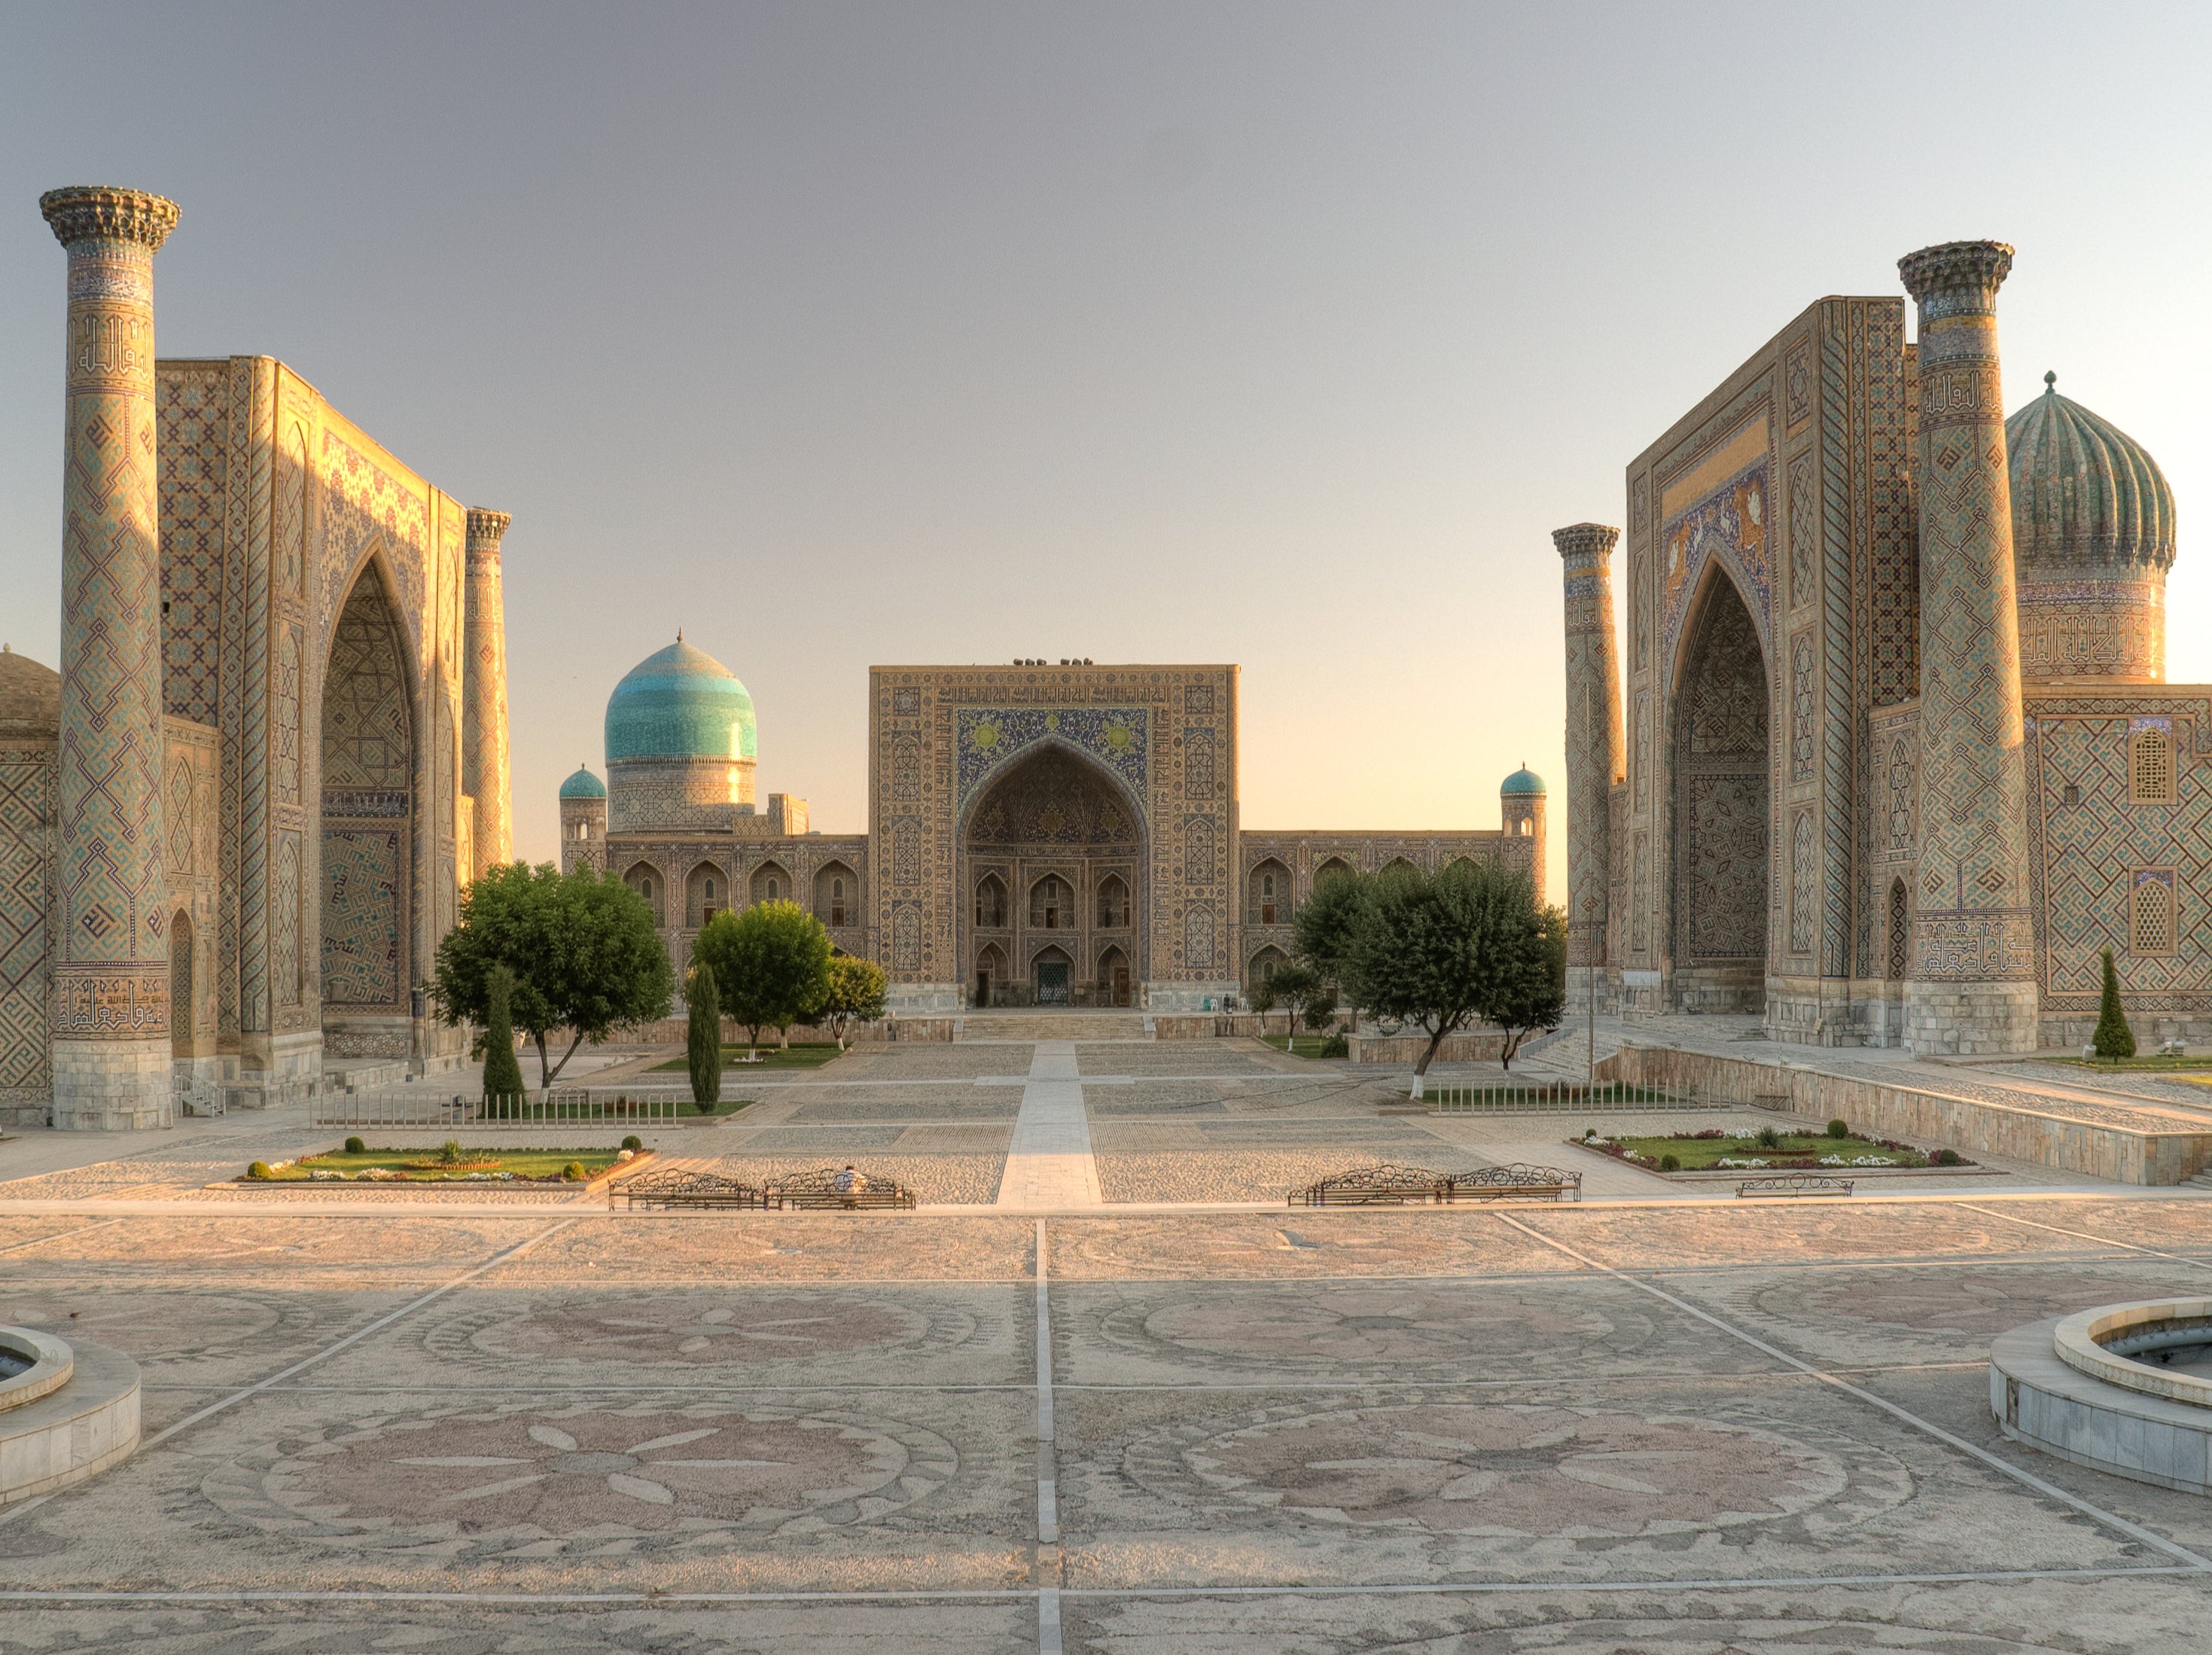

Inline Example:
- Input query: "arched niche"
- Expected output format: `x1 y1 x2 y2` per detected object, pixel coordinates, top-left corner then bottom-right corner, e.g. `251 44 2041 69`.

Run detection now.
321 563 416 1059
1667 565 1772 1010
960 742 1143 1006
814 861 858 928
1248 858 1290 925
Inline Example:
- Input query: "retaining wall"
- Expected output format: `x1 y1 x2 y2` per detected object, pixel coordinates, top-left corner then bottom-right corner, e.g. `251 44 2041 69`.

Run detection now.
1601 1044 2212 1186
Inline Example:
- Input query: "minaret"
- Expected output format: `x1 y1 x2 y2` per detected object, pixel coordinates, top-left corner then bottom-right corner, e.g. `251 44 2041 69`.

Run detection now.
1555 523 1623 1005
40 185 180 1129
462 508 513 876
1897 240 2039 1054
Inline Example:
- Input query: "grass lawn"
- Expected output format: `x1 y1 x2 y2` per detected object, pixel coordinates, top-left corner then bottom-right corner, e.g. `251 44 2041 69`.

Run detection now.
663 1095 756 1118
245 1146 637 1184
1579 1129 1946 1172
1260 1032 1344 1058
652 1043 844 1072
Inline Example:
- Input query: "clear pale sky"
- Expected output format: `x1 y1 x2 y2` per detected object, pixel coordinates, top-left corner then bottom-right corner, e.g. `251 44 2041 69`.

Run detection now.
3 3 2207 899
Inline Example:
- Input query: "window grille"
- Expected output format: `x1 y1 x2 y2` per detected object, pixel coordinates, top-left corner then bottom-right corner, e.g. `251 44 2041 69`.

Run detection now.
1886 879 1909 980
2131 872 2177 956
2131 728 2174 805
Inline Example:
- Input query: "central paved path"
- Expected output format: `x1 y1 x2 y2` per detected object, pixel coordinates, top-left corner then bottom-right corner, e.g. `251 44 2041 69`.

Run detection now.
995 1040 1101 1208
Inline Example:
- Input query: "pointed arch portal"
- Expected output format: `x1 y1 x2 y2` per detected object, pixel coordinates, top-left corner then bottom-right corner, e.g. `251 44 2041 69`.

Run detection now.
1669 569 1771 1011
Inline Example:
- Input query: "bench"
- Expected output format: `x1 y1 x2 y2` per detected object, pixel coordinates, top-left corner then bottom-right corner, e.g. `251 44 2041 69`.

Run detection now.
1736 1173 1855 1198
763 1167 918 1210
608 1170 769 1211
1292 1161 1581 1206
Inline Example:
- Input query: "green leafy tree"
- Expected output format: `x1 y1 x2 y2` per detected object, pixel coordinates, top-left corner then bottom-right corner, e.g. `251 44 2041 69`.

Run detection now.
2093 946 2136 1059
1293 870 1371 1028
694 900 833 1055
686 952 723 1110
481 962 526 1111
1340 858 1552 1098
431 861 674 1088
1247 974 1278 1030
1267 962 1321 1038
818 954 888 1050
1488 904 1568 1070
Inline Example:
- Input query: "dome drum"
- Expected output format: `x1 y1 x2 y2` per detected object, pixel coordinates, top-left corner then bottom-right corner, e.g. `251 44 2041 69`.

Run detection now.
602 639 759 833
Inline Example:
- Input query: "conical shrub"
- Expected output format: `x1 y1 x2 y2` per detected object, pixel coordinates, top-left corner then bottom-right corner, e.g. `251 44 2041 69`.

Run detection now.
483 962 526 1112
2092 946 2136 1060
687 954 723 1111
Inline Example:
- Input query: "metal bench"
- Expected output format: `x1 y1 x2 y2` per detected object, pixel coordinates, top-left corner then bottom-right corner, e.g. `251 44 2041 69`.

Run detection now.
763 1167 918 1210
1736 1173 1855 1198
608 1169 769 1211
1291 1161 1581 1206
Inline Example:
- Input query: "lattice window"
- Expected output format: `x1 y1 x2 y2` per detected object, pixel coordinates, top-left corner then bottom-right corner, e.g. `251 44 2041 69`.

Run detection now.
2131 870 2177 957
2130 727 2175 805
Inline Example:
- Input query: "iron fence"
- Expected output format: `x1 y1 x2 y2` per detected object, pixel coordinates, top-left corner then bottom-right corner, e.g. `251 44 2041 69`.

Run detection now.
312 1088 692 1130
1424 1080 1689 1114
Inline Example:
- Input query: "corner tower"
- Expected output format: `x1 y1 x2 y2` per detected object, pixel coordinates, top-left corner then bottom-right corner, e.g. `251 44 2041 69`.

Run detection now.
462 508 515 874
558 765 608 876
1897 239 2039 1053
41 185 179 1129
1555 523 1622 1000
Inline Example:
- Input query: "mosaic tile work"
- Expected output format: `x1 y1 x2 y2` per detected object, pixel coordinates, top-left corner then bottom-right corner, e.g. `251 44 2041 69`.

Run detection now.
41 190 178 1126
1556 524 1622 971
1899 242 2037 1049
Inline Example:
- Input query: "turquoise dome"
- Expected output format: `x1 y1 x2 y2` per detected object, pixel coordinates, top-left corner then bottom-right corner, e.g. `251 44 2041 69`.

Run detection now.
604 640 757 764
2006 371 2176 571
559 765 605 800
1501 767 1546 797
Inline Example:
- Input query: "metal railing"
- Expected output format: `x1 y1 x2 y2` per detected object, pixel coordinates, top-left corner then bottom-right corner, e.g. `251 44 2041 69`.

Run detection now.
313 1088 692 1130
1424 1080 1689 1114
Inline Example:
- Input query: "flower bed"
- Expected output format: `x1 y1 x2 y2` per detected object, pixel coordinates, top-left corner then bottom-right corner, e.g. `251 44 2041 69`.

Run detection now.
239 1144 650 1184
1570 1126 1967 1175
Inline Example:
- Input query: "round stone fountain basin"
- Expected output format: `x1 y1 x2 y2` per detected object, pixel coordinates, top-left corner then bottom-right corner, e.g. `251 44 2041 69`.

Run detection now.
1993 1299 2212 1495
0 1327 139 1504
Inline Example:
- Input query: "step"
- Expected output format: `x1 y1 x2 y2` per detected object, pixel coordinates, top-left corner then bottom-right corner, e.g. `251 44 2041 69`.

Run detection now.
958 1013 1150 1042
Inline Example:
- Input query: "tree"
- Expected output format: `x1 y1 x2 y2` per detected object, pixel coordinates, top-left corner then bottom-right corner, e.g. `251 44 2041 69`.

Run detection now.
431 861 674 1088
1268 962 1321 1038
686 952 723 1110
694 900 833 1055
1339 859 1551 1099
1488 904 1568 1070
1247 974 1278 1031
481 962 526 1111
1293 870 1371 1027
818 954 888 1050
2093 946 2136 1059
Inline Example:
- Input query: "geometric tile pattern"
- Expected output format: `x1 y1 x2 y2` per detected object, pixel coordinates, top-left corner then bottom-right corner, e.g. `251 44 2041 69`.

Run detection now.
320 573 413 1020
1557 523 1622 967
0 748 53 1090
1898 243 2034 992
156 364 229 727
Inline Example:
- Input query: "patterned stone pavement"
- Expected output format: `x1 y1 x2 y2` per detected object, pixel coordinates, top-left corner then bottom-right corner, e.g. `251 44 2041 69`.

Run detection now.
3 1041 2212 1649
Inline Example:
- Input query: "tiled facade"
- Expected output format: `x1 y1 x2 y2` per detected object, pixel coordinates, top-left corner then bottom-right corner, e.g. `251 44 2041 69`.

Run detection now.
573 660 1546 1016
1567 237 2199 1052
0 187 511 1125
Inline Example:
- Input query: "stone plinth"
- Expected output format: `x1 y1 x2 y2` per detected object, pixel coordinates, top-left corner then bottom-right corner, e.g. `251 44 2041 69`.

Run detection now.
0 1327 142 1504
1992 1304 2212 1495
41 185 179 1129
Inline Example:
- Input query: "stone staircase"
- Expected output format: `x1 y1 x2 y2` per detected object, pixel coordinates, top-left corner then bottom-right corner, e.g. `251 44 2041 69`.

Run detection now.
2185 1166 2212 1191
958 1012 1150 1042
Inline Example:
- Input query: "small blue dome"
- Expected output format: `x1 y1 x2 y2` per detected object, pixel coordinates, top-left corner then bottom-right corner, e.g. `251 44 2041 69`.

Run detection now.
605 639 757 764
1501 767 1546 797
559 765 605 800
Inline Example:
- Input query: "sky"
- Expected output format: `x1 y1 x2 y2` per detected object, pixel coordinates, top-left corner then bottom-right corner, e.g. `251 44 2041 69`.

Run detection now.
2 2 2208 900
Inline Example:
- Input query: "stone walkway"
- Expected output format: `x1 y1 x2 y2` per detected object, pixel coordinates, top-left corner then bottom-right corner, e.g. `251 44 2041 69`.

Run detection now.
995 1040 1102 1208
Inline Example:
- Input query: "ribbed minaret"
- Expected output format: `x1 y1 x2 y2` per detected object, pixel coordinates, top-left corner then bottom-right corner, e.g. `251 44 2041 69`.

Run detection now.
462 508 513 876
41 185 180 1129
1897 240 2040 1054
1555 523 1623 1004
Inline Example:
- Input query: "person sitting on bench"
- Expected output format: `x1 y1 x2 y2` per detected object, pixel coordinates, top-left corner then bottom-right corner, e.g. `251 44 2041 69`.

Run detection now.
833 1164 867 1206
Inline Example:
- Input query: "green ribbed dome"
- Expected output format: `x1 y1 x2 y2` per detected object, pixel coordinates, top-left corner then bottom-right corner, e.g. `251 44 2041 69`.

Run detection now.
1501 766 1546 797
605 640 757 763
559 765 605 800
2006 372 2176 571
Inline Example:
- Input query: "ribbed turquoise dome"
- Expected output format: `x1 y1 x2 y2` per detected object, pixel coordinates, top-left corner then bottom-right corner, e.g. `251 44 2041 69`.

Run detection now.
604 640 757 763
1501 767 1546 797
2006 372 2176 571
558 765 605 800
